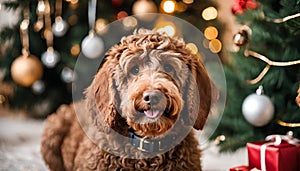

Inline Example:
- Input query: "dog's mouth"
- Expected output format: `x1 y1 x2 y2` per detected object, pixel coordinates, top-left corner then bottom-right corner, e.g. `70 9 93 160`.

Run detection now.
143 109 163 119
134 106 167 122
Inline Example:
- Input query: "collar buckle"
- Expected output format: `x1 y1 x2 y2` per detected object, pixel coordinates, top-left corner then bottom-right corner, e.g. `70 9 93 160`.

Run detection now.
129 129 165 153
138 137 149 152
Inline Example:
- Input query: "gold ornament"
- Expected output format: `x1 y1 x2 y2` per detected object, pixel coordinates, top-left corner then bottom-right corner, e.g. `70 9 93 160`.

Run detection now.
12 4 43 87
132 0 157 20
11 55 43 87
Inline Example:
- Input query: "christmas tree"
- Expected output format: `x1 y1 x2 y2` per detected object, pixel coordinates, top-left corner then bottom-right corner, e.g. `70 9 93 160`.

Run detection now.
212 0 300 152
0 0 223 117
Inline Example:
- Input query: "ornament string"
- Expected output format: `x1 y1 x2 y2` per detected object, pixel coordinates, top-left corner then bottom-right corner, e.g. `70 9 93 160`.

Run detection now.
34 0 45 32
55 0 62 18
81 0 104 59
88 0 97 31
43 0 54 49
52 0 68 37
264 12 300 23
20 3 30 57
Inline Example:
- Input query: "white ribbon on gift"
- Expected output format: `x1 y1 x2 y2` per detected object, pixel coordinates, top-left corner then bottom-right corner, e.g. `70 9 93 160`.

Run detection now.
260 134 300 171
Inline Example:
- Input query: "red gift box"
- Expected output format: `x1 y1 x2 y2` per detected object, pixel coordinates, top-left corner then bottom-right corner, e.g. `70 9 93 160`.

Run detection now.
247 140 298 171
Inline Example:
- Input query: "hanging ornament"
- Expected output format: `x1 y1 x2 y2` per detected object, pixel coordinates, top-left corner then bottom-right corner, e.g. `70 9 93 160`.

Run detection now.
11 55 43 87
233 30 248 46
296 86 300 107
11 5 43 87
52 0 68 37
41 47 60 68
41 0 61 67
81 0 104 59
132 0 157 21
32 80 46 94
61 67 75 83
233 25 251 47
242 85 274 127
52 17 68 37
112 0 123 7
81 31 104 59
34 0 46 32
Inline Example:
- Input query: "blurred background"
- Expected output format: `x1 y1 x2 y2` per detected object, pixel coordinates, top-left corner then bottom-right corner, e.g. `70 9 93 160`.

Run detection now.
0 0 299 170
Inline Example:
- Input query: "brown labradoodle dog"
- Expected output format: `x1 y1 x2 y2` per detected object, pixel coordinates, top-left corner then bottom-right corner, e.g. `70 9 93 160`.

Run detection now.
41 29 217 171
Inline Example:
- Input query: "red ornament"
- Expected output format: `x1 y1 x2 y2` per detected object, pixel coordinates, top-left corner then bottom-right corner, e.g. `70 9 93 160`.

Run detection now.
112 0 123 7
232 0 258 14
117 11 128 20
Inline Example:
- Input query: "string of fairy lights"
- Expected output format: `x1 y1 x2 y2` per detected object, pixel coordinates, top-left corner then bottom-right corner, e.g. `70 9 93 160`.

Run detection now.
53 0 222 58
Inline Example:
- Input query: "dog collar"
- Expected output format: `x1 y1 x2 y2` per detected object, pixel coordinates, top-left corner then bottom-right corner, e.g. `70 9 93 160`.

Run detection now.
128 129 172 153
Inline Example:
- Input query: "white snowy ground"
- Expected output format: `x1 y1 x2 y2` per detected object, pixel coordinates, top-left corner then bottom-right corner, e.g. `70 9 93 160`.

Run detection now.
0 116 247 171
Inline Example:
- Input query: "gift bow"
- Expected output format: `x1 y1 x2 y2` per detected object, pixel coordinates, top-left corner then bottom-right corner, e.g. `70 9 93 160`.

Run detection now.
260 134 300 171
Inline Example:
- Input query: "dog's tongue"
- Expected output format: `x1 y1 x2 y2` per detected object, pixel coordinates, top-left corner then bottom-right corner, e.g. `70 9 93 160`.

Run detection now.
144 109 161 119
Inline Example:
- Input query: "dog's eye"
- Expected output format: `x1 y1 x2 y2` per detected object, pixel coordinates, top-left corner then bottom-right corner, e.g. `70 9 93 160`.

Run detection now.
130 65 139 75
164 64 174 72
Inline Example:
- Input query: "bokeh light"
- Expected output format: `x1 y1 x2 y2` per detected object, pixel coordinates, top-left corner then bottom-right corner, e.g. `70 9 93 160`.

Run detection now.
176 2 187 12
68 15 78 26
123 16 138 30
70 0 78 4
204 26 218 40
209 39 222 53
95 18 108 34
117 11 128 20
157 25 175 37
155 20 176 37
182 0 194 5
70 44 80 57
186 43 198 55
37 1 46 13
203 39 210 49
202 6 218 21
161 0 176 13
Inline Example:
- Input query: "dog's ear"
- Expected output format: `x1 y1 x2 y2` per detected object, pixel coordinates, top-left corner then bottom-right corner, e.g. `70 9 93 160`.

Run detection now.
187 58 218 130
85 57 125 133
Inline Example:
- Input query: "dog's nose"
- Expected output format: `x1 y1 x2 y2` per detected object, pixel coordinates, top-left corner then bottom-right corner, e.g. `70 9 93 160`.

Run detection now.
143 90 162 105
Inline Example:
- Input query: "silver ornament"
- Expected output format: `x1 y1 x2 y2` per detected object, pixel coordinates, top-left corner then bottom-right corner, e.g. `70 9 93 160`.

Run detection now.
41 48 60 68
61 67 75 83
32 80 45 94
242 86 274 127
81 32 104 59
52 17 68 37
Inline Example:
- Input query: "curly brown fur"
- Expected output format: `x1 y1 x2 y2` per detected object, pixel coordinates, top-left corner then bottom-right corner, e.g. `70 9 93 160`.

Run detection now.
41 29 217 170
